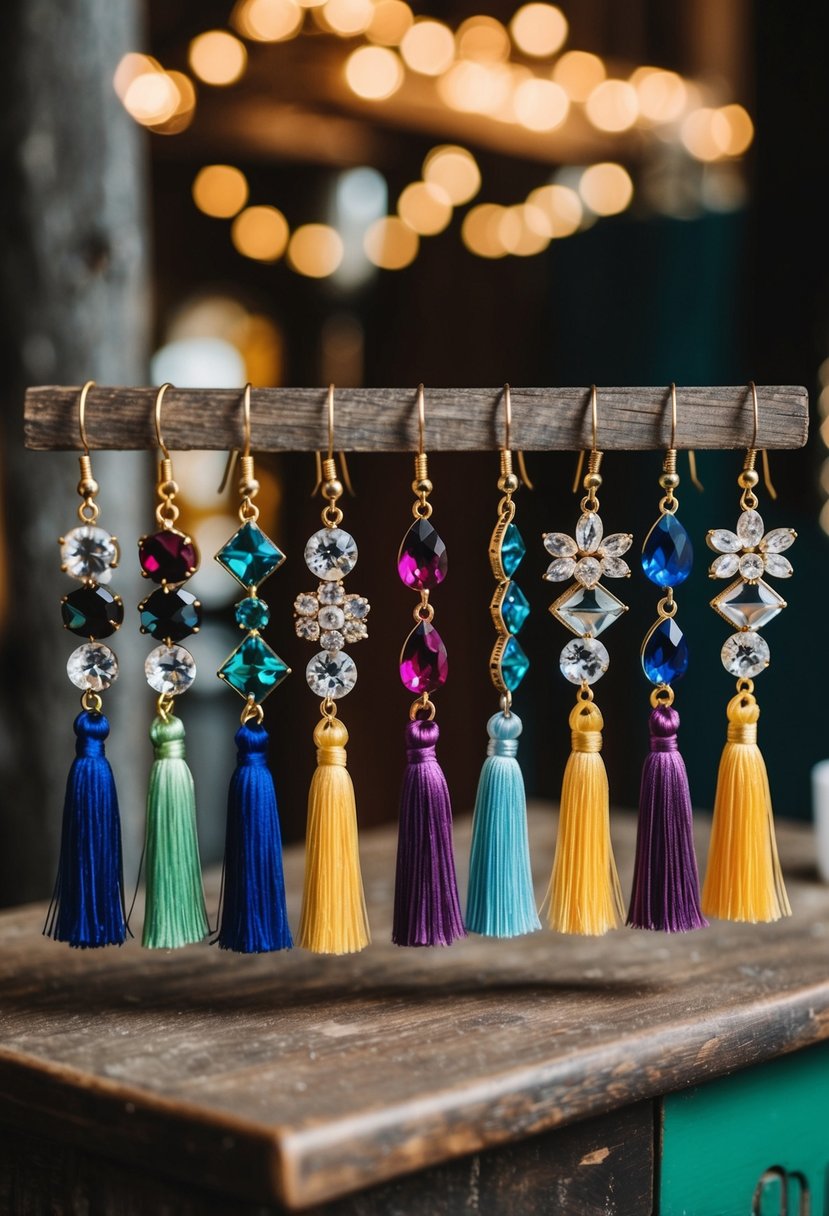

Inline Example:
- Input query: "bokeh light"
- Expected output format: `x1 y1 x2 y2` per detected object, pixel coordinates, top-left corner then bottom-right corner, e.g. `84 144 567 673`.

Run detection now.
287 224 344 276
438 61 512 115
510 4 568 58
526 183 582 236
193 165 249 218
345 46 404 98
398 181 453 235
366 0 413 45
400 19 455 76
456 16 510 63
513 77 569 131
681 108 731 161
461 203 508 258
579 162 634 215
323 0 374 36
632 67 688 123
364 216 419 268
231 0 303 41
718 104 754 155
231 205 290 261
422 145 480 205
123 71 181 125
552 50 605 102
585 79 639 131
188 31 247 85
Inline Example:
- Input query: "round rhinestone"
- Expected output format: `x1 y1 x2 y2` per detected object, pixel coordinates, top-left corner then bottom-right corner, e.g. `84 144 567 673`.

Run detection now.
61 586 123 639
306 650 357 699
139 530 199 586
738 553 764 580
344 593 370 620
318 582 345 606
318 605 345 631
67 642 119 691
235 596 270 631
294 594 318 616
295 617 320 641
559 637 609 685
321 629 346 652
343 619 368 643
139 587 201 642
304 528 358 581
721 630 770 678
145 644 196 695
60 525 118 584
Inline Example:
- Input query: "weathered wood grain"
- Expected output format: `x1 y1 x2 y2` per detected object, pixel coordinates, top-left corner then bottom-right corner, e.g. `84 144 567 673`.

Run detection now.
0 807 826 1210
24 384 809 452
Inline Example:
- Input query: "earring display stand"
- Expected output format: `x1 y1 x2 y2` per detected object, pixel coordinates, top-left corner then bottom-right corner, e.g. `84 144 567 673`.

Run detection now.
24 384 809 452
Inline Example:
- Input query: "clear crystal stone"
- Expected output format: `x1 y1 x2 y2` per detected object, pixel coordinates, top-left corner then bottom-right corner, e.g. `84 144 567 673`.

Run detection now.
600 556 630 578
739 553 764 580
737 508 764 546
761 527 796 554
60 526 118 584
544 557 576 582
574 556 601 587
321 629 345 651
344 593 370 620
559 637 609 685
304 528 358 581
67 643 118 690
763 553 793 578
294 594 318 616
712 578 785 631
295 617 320 641
144 644 196 695
600 533 632 557
543 532 577 558
552 584 626 638
306 650 357 698
318 605 345 631
707 528 741 554
575 512 603 553
318 582 345 605
343 619 368 643
710 553 740 578
721 630 770 678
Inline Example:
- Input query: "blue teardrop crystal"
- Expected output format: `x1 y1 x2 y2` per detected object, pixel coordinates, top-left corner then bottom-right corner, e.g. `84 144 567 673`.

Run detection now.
501 523 526 577
642 618 688 685
641 513 693 588
501 581 530 635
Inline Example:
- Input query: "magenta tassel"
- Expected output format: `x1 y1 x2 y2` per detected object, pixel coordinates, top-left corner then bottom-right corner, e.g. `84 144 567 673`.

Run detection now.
628 705 707 933
392 720 466 947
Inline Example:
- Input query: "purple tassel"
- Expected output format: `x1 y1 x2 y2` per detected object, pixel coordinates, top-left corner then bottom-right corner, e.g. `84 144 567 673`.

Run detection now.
628 705 707 933
392 720 466 947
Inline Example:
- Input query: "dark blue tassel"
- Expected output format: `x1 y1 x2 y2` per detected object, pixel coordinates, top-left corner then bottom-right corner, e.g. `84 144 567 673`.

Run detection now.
45 710 127 948
217 722 292 953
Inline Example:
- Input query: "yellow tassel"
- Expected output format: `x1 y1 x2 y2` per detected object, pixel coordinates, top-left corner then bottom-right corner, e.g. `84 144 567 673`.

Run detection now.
297 715 371 954
701 689 791 923
542 696 623 935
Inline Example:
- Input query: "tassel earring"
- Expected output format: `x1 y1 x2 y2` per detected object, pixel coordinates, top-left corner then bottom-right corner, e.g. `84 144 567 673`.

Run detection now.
393 384 465 947
466 385 540 939
629 384 706 933
136 383 209 949
295 385 370 955
215 385 292 953
46 380 127 947
541 385 628 936
702 382 794 923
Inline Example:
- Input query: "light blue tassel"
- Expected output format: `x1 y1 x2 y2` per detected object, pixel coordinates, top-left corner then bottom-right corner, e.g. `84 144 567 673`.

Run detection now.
466 711 541 938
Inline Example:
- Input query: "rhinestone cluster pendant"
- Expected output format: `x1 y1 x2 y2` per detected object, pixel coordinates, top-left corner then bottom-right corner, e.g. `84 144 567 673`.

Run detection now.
295 526 368 699
217 519 290 705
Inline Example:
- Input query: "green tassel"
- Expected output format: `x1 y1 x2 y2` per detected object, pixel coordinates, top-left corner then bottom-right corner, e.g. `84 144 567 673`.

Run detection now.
142 714 209 949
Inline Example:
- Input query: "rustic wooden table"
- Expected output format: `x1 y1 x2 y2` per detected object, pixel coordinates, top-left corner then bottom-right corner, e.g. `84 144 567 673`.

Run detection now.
1 807 826 1215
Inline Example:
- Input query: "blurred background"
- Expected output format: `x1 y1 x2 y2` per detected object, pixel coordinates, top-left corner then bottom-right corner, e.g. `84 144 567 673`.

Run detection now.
0 0 826 907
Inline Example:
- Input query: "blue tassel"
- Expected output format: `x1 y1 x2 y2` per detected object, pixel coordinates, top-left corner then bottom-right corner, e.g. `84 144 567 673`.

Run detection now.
217 722 292 953
466 711 541 938
44 710 127 948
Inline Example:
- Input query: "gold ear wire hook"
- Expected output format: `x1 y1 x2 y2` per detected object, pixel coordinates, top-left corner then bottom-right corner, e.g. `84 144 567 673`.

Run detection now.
78 379 95 455
665 383 704 492
218 383 254 495
572 385 602 494
75 380 100 521
743 381 777 501
312 385 355 498
500 384 534 490
154 382 173 462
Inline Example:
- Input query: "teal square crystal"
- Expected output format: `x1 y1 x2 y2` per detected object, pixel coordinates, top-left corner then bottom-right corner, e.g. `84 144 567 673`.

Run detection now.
501 522 526 577
218 635 290 704
501 635 530 691
501 581 530 635
216 521 285 590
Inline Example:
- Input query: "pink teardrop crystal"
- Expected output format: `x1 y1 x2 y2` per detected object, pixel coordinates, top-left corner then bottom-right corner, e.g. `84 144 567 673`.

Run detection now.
399 622 448 694
397 520 448 590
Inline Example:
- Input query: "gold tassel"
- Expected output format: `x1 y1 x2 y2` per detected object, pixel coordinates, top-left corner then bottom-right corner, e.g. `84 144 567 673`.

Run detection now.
297 714 371 954
542 695 623 935
701 688 791 923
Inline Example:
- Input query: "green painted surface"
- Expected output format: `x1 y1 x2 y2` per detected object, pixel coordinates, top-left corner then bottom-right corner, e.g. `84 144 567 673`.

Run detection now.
661 1042 829 1214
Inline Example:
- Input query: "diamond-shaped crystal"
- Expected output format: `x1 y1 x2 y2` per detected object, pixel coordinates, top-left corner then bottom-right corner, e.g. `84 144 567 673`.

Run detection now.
707 528 741 554
501 523 526 577
560 637 609 685
306 527 357 581
552 583 626 638
219 635 289 703
216 521 285 589
721 630 770 678
574 556 601 587
145 644 196 695
543 532 577 558
764 553 793 578
576 512 602 553
544 557 576 582
67 643 118 691
501 581 530 635
60 525 118 584
712 578 785 631
501 636 530 691
710 553 739 579
737 509 764 546
306 650 357 699
761 528 796 554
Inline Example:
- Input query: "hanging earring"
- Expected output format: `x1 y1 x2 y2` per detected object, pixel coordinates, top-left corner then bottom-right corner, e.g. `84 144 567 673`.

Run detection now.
540 386 627 936
136 383 209 949
628 384 706 933
46 380 127 947
701 383 794 923
295 385 370 955
214 385 292 953
393 384 465 947
466 386 540 939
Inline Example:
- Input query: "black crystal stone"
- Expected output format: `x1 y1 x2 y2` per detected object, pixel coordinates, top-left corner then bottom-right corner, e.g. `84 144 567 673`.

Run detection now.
61 586 123 639
139 586 201 642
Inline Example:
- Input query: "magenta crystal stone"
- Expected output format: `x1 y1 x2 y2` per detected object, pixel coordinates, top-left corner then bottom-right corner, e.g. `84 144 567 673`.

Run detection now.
139 529 199 585
397 519 448 590
399 622 448 694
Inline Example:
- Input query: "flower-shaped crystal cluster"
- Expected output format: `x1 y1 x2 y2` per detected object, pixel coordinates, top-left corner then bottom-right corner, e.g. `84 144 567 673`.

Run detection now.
543 512 633 589
294 583 370 651
706 508 795 581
